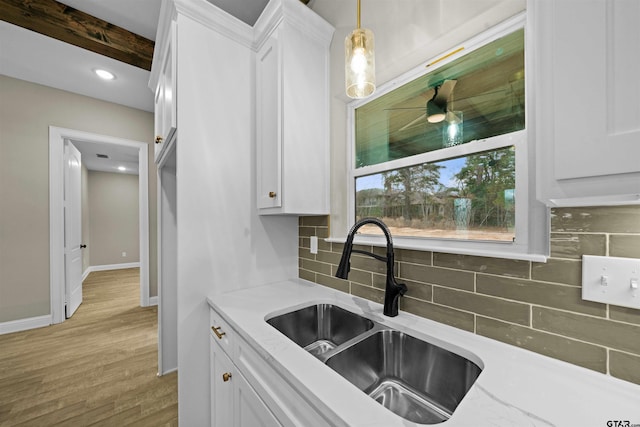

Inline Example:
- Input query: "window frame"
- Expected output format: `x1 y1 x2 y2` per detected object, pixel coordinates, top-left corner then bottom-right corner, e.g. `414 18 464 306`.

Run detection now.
341 13 548 262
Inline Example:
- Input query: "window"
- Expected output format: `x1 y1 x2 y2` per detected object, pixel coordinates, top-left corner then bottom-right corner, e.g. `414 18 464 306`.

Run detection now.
355 146 516 242
346 14 547 260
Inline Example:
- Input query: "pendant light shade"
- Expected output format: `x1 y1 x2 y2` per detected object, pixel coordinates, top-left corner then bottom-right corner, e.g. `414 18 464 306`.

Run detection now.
345 0 375 99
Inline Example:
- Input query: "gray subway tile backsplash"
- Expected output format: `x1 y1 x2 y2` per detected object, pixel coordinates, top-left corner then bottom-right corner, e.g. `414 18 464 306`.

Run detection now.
400 263 475 291
610 234 640 258
532 307 640 356
551 206 640 233
434 252 530 279
476 274 606 317
550 232 606 259
531 258 582 286
401 297 475 332
433 287 530 326
476 316 607 373
298 205 640 386
610 351 640 385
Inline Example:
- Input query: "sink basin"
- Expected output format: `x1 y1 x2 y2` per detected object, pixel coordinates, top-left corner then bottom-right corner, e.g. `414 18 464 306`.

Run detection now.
266 304 374 358
267 304 482 424
326 330 482 424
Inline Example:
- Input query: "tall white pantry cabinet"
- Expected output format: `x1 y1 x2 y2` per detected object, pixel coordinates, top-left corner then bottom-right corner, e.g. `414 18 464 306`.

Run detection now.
149 0 333 425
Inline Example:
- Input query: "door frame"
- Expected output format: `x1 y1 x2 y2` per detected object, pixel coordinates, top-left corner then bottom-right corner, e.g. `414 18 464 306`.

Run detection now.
49 126 150 324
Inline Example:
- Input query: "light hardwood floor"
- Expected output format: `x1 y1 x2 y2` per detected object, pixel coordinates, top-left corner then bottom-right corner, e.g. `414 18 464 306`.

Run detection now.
0 268 178 426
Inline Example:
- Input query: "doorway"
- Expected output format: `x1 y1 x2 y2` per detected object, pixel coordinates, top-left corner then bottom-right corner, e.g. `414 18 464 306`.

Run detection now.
49 126 150 324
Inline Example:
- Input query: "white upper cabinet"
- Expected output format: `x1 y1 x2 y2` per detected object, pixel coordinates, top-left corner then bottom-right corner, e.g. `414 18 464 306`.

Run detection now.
532 0 640 205
153 20 177 163
255 0 334 215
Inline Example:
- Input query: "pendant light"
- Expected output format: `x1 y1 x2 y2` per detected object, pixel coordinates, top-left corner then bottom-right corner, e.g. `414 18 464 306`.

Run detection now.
345 0 375 99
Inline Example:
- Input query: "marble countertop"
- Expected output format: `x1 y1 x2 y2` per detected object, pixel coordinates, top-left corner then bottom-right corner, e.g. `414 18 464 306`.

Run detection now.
207 279 640 426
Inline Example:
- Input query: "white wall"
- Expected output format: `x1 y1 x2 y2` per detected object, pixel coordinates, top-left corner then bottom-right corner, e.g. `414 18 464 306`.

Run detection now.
175 13 298 425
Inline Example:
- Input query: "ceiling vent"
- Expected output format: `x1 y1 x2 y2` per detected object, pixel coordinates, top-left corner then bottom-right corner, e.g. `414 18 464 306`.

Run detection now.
96 154 109 159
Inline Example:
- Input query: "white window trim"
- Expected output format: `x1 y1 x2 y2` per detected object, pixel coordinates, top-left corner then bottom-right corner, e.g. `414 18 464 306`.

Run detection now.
331 12 549 262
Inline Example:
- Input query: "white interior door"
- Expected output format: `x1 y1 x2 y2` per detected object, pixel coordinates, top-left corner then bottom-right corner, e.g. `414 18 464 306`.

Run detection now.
64 140 83 318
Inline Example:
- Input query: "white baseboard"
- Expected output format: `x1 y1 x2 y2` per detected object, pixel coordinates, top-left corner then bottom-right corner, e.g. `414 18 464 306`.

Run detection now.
0 315 51 335
149 296 159 306
158 366 178 376
85 262 141 275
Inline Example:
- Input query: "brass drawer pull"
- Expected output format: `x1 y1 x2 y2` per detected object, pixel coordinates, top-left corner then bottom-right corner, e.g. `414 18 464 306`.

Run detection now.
222 372 232 382
155 135 163 144
211 326 226 339
269 191 277 198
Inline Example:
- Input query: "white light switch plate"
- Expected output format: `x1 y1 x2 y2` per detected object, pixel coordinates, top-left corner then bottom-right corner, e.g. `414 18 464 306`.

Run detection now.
582 255 640 309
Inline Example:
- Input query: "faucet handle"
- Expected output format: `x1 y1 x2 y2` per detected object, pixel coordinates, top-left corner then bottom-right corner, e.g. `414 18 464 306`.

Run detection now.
397 281 408 296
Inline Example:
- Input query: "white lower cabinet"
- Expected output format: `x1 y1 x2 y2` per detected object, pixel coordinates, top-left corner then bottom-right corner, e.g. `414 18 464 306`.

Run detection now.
210 336 281 427
209 306 333 427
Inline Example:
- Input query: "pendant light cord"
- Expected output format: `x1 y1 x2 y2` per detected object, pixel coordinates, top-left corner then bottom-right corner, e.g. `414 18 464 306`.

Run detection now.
357 0 361 29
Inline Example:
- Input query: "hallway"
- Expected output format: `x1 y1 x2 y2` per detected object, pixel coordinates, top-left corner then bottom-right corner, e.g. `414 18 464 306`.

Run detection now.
0 268 177 426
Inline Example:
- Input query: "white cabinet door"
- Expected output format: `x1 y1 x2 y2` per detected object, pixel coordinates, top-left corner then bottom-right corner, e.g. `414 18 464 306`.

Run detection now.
154 82 164 157
154 21 177 163
211 339 234 427
233 369 281 427
533 0 640 204
256 35 281 210
161 29 176 144
210 338 281 427
279 20 331 215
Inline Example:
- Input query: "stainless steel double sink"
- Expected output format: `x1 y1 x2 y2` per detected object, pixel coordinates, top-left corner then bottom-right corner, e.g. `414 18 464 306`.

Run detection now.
266 304 482 424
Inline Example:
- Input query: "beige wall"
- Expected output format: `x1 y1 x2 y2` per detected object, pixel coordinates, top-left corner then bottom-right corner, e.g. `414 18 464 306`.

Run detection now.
88 171 139 266
0 75 157 324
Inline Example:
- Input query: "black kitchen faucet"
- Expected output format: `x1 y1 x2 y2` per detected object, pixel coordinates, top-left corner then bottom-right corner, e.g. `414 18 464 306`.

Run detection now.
335 218 407 317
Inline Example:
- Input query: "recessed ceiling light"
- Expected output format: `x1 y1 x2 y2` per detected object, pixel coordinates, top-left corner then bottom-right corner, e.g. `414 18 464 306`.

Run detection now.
94 69 116 80
117 166 126 171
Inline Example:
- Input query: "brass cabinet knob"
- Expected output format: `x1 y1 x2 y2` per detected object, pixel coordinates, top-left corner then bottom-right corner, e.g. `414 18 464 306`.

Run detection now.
211 326 226 339
222 372 232 382
268 191 277 198
155 135 163 144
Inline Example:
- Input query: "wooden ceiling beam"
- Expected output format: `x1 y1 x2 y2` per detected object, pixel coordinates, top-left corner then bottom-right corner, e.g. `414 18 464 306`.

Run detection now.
0 0 154 70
